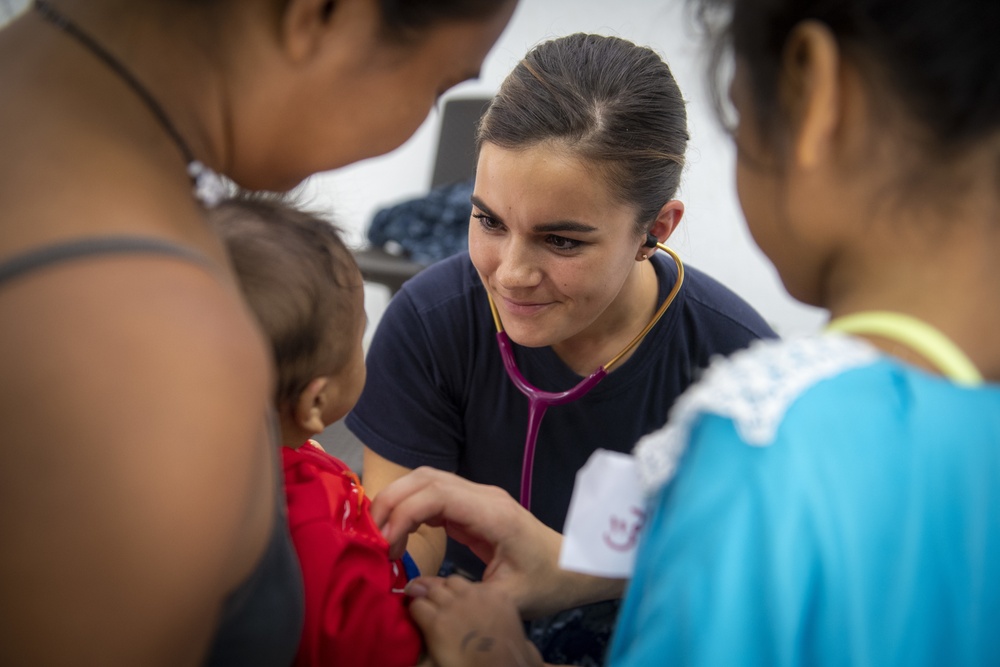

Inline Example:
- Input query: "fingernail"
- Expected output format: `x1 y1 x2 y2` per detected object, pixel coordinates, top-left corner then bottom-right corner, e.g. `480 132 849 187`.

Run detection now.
405 580 428 598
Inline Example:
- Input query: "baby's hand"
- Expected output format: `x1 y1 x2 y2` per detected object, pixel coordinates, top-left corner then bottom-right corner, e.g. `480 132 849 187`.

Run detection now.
407 576 544 667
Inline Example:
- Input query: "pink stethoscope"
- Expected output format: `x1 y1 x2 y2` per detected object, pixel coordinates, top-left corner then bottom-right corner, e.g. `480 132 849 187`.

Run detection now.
486 243 685 509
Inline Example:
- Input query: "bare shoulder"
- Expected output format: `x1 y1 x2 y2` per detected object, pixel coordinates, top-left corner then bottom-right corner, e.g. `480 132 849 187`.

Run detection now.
0 255 276 665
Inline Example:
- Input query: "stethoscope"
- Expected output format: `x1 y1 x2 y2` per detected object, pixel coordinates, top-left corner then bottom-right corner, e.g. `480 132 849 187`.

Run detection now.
486 242 685 509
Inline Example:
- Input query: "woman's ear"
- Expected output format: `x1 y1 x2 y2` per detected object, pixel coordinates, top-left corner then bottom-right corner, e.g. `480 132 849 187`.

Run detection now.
280 0 344 63
294 376 331 436
780 20 841 169
637 200 685 259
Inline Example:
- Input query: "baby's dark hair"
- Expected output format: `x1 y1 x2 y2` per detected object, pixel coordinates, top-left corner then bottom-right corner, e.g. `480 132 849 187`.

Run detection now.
477 33 689 235
697 0 1000 154
208 193 363 413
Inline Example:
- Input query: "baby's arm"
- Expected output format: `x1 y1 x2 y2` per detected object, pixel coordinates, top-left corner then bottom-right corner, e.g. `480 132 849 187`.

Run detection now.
293 515 424 666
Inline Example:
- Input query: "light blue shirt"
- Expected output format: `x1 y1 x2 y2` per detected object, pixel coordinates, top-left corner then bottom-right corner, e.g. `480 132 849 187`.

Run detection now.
611 340 1000 666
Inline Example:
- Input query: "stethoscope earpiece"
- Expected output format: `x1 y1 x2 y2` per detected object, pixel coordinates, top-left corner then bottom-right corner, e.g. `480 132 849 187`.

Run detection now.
644 232 658 248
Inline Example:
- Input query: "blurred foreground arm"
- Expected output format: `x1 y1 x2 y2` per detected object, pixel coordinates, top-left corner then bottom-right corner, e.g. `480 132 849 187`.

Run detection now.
0 261 277 665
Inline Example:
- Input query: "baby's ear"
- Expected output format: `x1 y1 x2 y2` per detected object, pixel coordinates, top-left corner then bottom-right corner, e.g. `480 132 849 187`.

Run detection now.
294 376 331 435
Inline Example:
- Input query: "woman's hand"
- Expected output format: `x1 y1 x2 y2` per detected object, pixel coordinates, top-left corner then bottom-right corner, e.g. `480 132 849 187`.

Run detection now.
370 467 625 618
407 575 544 667
363 449 448 578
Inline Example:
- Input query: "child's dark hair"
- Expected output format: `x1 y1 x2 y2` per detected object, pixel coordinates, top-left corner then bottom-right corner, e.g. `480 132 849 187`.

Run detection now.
208 193 363 413
477 33 689 235
697 0 1000 154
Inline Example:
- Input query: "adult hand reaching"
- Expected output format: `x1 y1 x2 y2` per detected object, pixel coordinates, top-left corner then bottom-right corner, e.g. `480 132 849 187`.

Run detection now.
407 575 544 667
370 467 625 619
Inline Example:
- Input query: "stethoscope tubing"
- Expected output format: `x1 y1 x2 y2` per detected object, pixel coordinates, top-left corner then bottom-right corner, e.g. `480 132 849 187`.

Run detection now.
496 331 608 508
488 244 685 510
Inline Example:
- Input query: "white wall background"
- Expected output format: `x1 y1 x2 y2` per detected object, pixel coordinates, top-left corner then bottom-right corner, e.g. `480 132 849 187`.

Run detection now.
297 0 827 338
0 0 25 22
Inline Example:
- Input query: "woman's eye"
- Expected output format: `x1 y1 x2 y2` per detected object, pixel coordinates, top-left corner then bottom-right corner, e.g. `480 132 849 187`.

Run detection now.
547 235 583 251
472 212 502 231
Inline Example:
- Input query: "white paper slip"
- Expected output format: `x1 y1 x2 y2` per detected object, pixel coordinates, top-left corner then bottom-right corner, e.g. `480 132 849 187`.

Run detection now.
559 449 646 579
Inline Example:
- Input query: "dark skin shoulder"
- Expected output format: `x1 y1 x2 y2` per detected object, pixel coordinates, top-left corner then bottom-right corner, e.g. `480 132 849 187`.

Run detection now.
0 254 276 666
0 20 277 660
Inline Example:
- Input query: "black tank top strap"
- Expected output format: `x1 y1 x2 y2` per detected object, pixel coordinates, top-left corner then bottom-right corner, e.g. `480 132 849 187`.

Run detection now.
0 235 215 288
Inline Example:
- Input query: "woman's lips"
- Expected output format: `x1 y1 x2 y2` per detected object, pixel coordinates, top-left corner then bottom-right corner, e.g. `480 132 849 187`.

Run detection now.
500 295 551 317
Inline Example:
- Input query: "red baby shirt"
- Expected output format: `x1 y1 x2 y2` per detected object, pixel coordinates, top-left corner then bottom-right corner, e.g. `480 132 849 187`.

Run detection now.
282 442 423 667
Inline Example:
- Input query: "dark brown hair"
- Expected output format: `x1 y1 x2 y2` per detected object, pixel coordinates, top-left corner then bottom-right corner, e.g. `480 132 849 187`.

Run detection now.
697 0 1000 154
208 193 363 412
477 33 689 235
378 0 506 41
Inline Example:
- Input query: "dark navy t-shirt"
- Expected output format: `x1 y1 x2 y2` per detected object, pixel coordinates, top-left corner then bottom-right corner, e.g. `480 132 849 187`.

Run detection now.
347 252 775 577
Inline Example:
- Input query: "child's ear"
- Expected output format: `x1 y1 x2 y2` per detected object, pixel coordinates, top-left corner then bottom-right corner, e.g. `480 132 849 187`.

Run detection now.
780 20 841 169
294 376 331 436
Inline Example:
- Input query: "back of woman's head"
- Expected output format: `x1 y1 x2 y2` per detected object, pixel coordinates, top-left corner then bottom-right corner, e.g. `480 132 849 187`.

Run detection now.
208 193 362 412
478 33 689 233
379 0 502 38
700 0 1000 153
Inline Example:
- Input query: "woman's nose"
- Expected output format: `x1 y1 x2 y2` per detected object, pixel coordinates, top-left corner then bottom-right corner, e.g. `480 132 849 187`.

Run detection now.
495 239 541 290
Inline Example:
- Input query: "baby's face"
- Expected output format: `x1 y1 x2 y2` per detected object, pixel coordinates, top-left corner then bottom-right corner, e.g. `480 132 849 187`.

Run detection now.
321 284 367 426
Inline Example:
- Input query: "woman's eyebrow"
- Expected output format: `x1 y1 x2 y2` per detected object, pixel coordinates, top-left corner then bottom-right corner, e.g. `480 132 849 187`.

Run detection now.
470 195 501 222
471 195 598 234
533 221 599 234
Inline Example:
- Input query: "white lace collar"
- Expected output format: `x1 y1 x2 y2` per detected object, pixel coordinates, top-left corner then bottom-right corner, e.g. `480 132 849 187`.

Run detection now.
633 334 879 497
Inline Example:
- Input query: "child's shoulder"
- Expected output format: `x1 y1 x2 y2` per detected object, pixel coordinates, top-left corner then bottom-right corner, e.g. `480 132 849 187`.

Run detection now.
282 442 366 524
282 440 353 473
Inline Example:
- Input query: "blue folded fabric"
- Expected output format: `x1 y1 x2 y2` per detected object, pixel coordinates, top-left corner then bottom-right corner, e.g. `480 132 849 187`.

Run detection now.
366 179 474 265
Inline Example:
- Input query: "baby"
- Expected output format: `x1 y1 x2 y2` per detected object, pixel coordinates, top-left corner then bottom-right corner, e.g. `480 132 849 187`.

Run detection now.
209 194 422 667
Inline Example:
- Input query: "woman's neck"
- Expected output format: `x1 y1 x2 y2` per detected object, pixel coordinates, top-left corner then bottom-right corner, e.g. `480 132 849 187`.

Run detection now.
36 2 228 176
824 212 1000 382
0 6 230 259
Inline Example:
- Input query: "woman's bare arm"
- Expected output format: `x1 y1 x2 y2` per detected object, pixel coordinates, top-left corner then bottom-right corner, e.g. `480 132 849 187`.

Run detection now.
0 258 276 665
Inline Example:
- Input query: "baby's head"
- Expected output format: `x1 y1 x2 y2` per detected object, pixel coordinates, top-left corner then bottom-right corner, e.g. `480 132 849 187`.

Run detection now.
209 194 366 447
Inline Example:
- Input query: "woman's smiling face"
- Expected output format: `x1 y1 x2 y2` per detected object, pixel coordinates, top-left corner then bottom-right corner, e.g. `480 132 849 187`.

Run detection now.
469 141 646 350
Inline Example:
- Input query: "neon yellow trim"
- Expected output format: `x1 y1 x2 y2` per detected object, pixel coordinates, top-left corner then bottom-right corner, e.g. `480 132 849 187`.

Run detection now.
826 311 983 386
